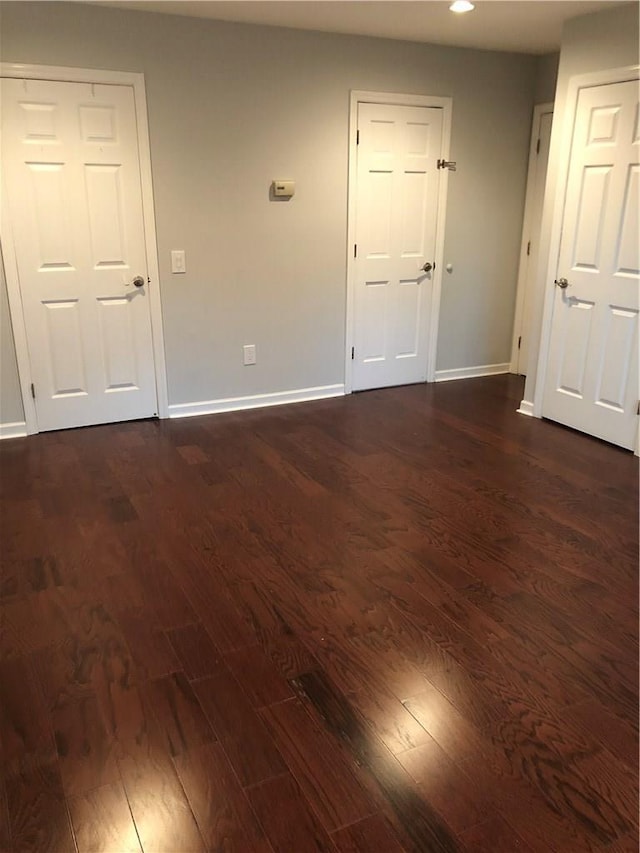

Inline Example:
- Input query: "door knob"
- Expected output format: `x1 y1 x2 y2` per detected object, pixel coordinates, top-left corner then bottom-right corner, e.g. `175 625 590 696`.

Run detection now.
555 277 570 289
421 262 433 273
132 276 145 288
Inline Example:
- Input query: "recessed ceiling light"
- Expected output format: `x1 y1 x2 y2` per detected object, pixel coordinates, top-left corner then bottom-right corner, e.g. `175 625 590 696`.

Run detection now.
449 1 475 12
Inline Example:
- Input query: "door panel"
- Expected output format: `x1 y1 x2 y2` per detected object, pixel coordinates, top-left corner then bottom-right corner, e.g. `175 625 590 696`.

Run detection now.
572 165 610 270
616 165 639 274
97 297 139 391
400 172 428 255
543 79 639 449
556 298 594 397
362 281 389 362
395 280 421 357
352 102 443 391
2 77 157 431
85 164 128 266
44 300 87 396
595 306 637 409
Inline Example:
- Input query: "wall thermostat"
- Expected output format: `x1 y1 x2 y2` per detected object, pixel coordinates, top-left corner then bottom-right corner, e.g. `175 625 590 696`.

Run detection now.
272 180 295 198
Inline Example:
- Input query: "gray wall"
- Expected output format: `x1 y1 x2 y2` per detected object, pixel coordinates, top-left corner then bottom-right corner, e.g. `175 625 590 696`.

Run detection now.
0 250 24 425
522 2 640 407
0 2 537 416
534 53 560 104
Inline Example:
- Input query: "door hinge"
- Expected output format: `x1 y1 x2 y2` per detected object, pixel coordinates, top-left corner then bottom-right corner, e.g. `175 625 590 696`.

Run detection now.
437 159 457 171
536 138 541 154
30 383 35 399
354 244 357 258
518 336 522 350
351 346 355 360
356 129 360 145
526 241 531 256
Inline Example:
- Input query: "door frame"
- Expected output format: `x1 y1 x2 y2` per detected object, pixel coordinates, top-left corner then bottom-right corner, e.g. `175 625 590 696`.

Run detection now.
0 62 169 435
344 90 452 394
509 101 553 375
531 64 640 424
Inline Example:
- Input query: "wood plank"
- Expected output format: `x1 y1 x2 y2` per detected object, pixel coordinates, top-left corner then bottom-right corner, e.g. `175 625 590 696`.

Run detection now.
0 555 63 602
292 670 460 853
351 681 434 755
571 748 639 840
247 773 334 853
260 697 377 832
0 779 11 851
5 761 76 852
141 671 216 757
193 666 287 787
455 748 615 852
173 741 272 852
331 813 405 852
165 622 222 681
68 782 142 853
457 814 533 852
396 739 489 834
567 699 639 765
403 684 488 763
118 608 181 681
52 692 118 797
128 549 198 630
0 656 56 777
116 712 205 853
224 644 295 708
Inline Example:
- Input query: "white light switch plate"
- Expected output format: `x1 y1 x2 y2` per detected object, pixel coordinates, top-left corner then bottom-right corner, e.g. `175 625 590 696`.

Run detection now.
171 250 186 274
243 344 257 365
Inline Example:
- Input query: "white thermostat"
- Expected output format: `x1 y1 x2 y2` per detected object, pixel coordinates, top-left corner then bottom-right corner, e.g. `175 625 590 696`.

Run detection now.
272 180 295 198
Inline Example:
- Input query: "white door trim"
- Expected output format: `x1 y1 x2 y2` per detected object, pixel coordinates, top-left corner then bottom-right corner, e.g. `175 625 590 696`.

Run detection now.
510 101 553 374
531 64 640 425
0 62 168 434
344 90 452 393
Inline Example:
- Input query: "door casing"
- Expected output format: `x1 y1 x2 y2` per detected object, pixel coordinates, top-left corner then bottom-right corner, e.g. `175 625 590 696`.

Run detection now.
344 90 452 394
0 63 168 435
531 64 640 453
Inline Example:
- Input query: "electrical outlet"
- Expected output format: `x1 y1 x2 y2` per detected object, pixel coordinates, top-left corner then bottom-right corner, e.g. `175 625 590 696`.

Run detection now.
243 344 256 365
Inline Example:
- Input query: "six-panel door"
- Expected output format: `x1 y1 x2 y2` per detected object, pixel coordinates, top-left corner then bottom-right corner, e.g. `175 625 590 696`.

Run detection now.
352 103 443 392
2 78 158 432
543 79 639 450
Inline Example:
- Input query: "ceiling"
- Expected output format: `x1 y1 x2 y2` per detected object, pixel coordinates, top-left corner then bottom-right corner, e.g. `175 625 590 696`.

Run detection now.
90 1 627 55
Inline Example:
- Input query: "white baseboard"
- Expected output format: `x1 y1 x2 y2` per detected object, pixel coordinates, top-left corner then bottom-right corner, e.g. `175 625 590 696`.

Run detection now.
168 383 345 419
0 421 27 439
434 363 510 383
517 399 535 417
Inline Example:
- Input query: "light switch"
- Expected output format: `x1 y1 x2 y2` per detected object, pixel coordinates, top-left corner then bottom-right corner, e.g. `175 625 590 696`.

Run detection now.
171 250 186 274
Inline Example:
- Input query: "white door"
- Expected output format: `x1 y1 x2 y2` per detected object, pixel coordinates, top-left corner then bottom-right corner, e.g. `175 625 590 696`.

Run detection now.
352 102 443 391
542 79 639 450
1 78 158 432
513 107 553 375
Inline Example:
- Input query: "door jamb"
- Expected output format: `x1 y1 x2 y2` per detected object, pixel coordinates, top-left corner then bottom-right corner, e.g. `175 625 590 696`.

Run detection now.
531 64 640 423
344 90 452 394
0 62 169 434
509 102 553 375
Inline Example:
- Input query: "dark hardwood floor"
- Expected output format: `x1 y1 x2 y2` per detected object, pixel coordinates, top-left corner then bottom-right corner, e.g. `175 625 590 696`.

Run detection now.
0 375 637 852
